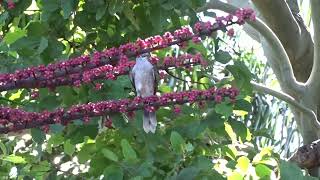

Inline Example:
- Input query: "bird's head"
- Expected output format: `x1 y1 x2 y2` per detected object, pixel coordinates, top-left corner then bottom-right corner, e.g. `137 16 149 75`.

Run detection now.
136 53 150 62
138 53 151 58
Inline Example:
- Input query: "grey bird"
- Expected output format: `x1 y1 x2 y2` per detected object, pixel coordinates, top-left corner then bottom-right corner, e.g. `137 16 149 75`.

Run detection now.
129 53 158 133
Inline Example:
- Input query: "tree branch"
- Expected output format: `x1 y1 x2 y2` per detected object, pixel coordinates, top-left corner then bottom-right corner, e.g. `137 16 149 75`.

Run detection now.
0 87 237 134
253 0 314 83
307 1 320 91
286 0 300 13
251 0 300 60
198 0 304 96
0 22 236 92
164 69 209 87
212 75 318 128
0 62 200 91
251 81 319 129
227 0 314 83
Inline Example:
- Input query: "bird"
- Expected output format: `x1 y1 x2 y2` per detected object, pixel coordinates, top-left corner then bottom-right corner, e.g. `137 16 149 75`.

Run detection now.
129 53 158 133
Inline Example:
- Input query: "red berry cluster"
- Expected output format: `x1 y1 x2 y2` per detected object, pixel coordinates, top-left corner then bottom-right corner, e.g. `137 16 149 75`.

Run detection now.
23 53 204 93
7 0 15 9
0 8 255 134
77 53 205 87
0 87 239 133
0 8 255 92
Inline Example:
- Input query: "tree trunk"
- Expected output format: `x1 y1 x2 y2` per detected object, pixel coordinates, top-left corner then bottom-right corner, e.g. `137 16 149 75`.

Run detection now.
226 0 320 176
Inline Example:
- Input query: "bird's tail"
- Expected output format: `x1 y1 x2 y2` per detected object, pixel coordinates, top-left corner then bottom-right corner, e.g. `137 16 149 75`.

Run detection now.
143 110 157 133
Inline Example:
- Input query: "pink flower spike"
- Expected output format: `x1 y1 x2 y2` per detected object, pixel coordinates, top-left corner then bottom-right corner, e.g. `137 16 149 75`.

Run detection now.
215 95 223 103
41 125 50 133
159 70 167 79
127 111 135 120
227 28 235 37
7 0 15 9
73 80 81 87
95 83 102 90
192 37 201 44
104 117 113 128
83 116 90 124
173 106 181 114
30 90 40 99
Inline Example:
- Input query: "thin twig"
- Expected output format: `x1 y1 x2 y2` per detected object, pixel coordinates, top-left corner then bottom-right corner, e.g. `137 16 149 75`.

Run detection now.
165 69 209 88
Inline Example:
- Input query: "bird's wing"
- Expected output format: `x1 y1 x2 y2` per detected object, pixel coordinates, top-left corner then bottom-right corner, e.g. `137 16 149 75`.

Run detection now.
129 68 136 92
152 65 159 95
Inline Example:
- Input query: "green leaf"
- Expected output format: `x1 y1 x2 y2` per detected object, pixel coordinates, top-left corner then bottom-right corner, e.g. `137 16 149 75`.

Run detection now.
221 145 238 160
130 176 143 180
41 38 64 63
89 153 108 176
42 0 60 12
61 0 78 19
203 110 225 129
0 12 9 25
102 76 130 100
123 4 140 30
102 148 119 162
3 155 26 164
104 165 124 180
26 21 49 37
192 156 212 171
170 131 186 154
64 140 75 156
136 161 153 177
150 4 163 32
199 77 210 89
226 62 253 93
159 84 172 93
67 124 99 144
49 135 64 146
108 0 123 15
234 99 252 112
31 128 46 144
187 43 208 57
10 36 40 57
96 7 107 20
4 28 27 44
176 167 199 180
47 134 64 153
31 161 51 173
215 50 232 64
253 128 273 139
58 87 78 107
215 102 233 117
49 124 64 134
0 141 7 156
77 143 96 163
255 164 272 178
161 2 174 10
38 95 61 111
37 37 48 54
120 139 137 161
280 160 317 180
229 120 251 142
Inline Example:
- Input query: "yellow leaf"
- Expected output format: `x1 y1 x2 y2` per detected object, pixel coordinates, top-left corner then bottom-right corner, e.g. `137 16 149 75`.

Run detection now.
225 122 237 143
9 90 22 101
236 156 250 173
233 110 248 117
228 171 243 180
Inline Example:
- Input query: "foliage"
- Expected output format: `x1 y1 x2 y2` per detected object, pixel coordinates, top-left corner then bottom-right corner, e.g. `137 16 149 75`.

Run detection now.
0 0 314 179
